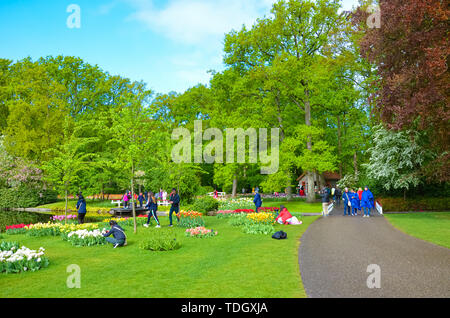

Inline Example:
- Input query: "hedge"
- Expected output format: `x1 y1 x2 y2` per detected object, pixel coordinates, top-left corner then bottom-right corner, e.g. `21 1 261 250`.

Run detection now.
0 186 58 209
0 210 50 232
378 197 450 212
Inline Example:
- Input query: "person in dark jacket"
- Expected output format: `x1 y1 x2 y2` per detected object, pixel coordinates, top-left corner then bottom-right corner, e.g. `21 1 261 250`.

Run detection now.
168 188 180 227
138 193 145 208
335 187 342 207
103 221 127 248
144 192 160 228
76 193 87 224
320 187 331 217
253 190 262 212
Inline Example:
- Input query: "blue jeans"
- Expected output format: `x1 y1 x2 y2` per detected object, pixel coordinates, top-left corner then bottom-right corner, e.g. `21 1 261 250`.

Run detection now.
169 206 179 225
344 203 351 215
352 208 358 215
106 237 125 246
364 207 371 216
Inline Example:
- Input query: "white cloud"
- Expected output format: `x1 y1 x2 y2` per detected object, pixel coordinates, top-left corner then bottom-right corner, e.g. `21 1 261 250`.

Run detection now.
126 0 276 45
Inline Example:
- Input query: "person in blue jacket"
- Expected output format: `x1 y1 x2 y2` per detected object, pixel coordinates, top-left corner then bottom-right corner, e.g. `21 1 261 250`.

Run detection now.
342 188 352 216
350 189 360 216
360 186 375 218
168 188 180 227
103 221 127 248
76 193 87 224
138 193 145 208
253 190 262 212
144 192 161 228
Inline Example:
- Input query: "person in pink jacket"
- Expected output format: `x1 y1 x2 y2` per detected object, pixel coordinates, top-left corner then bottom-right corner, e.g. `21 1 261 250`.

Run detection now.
123 191 129 208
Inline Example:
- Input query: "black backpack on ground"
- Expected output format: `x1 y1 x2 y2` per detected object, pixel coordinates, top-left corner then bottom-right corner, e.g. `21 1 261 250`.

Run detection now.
272 231 287 240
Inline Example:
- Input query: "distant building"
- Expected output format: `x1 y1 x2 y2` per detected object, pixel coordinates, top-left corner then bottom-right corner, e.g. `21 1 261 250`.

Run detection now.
296 172 341 194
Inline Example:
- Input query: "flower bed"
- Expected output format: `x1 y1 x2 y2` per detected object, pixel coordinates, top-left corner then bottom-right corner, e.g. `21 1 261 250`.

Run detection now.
218 198 254 210
0 241 49 274
51 214 78 223
5 223 32 235
246 212 275 225
185 227 218 238
176 211 205 228
63 229 107 247
102 216 147 227
24 222 99 237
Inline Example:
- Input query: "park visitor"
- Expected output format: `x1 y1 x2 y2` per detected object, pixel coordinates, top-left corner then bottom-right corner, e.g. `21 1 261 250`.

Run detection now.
103 220 127 248
76 193 87 224
253 189 262 212
276 205 302 225
320 186 331 217
357 187 363 214
144 192 161 228
168 188 180 227
350 189 360 216
360 186 375 218
335 187 342 207
343 188 351 215
138 192 145 208
122 191 129 209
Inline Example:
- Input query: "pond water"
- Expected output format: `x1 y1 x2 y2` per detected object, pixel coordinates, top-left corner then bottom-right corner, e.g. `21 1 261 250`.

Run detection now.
0 209 52 231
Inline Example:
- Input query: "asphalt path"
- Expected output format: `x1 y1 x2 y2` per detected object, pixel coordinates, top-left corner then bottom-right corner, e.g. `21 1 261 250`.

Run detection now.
298 205 450 298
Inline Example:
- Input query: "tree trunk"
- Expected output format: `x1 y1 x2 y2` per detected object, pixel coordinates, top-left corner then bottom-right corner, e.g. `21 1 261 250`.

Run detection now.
232 175 238 198
337 114 343 177
354 152 358 175
305 89 316 203
131 161 137 234
65 187 68 225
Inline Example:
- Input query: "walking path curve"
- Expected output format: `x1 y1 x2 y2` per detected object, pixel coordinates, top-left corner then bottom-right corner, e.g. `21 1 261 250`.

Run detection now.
299 206 450 298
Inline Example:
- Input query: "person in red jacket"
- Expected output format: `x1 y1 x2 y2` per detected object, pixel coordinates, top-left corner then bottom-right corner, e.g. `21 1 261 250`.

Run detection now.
276 205 293 225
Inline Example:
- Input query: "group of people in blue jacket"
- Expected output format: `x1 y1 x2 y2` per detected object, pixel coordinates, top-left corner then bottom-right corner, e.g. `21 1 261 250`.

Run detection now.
342 187 375 217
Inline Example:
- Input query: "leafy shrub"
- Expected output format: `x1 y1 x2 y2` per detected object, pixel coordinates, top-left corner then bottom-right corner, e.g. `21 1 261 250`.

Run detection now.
0 186 58 209
243 223 276 235
139 231 181 251
379 197 450 212
192 196 219 214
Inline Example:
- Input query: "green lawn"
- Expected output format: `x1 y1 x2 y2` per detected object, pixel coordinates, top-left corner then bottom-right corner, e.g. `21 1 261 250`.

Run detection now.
385 212 450 249
0 215 319 298
264 201 322 213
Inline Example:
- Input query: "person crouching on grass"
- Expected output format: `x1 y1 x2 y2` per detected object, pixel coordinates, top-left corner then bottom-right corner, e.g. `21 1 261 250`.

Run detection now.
103 221 127 248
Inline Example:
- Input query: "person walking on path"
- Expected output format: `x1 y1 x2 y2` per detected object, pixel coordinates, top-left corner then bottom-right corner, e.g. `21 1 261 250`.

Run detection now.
103 220 127 248
320 186 331 217
144 192 161 228
350 189 360 216
357 187 363 214
168 188 180 227
335 187 342 207
360 186 375 218
253 190 262 212
342 188 352 215
76 193 87 224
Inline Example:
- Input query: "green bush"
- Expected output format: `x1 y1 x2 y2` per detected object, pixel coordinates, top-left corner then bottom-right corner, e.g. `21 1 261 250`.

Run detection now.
0 186 58 209
192 196 219 214
139 231 181 251
379 197 450 212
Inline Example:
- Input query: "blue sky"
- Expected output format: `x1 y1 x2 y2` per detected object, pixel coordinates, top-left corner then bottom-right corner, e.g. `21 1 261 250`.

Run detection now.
0 0 360 95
